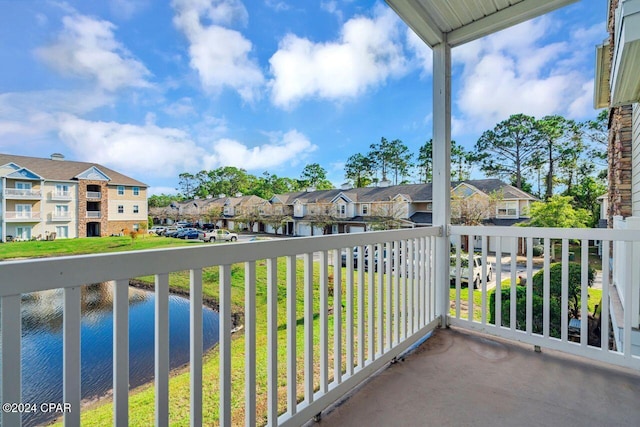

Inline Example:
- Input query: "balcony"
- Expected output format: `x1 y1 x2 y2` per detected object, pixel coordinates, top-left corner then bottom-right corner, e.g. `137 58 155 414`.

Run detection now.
51 212 72 221
86 191 102 199
86 211 102 219
51 191 72 201
2 211 41 222
3 188 42 199
1 226 639 426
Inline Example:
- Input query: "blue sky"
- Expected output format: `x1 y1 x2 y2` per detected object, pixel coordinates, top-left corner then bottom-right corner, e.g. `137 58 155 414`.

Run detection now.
0 0 606 195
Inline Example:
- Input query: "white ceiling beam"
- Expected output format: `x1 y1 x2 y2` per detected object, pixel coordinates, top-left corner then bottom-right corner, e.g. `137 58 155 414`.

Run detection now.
385 0 445 47
447 0 579 47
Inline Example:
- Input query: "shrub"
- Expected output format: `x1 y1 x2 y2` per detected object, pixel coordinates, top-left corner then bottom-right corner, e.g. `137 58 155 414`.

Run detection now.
532 244 544 257
489 262 594 337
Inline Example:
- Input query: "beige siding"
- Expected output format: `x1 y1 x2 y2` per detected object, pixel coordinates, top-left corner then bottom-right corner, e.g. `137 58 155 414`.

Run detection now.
107 185 148 221
633 103 640 216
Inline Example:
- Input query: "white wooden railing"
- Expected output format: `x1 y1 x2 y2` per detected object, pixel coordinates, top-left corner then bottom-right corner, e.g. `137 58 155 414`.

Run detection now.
0 227 440 426
86 211 101 219
4 188 42 198
86 191 102 199
449 225 640 370
3 211 41 220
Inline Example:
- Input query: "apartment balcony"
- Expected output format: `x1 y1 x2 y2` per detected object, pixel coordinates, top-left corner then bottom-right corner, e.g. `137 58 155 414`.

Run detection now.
3 188 42 200
50 212 72 222
86 191 102 199
50 191 72 201
2 211 42 222
86 211 102 219
1 226 639 427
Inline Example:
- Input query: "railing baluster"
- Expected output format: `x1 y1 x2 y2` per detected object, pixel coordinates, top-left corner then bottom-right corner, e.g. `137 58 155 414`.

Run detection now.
333 249 342 384
244 262 257 426
155 273 170 427
601 242 610 351
543 238 551 338
320 251 329 393
113 280 129 427
495 237 502 328
286 255 297 415
267 258 278 424
468 234 475 322
407 239 415 333
219 265 233 426
64 285 81 427
480 236 487 325
561 240 569 343
400 240 407 341
1 295 21 427
377 243 383 356
190 270 203 427
390 241 397 347
418 237 425 327
427 237 434 324
413 238 420 331
357 245 365 368
384 242 391 351
624 243 633 358
580 240 589 347
454 235 461 320
510 238 517 332
346 247 355 376
526 237 533 335
304 253 314 403
367 244 375 361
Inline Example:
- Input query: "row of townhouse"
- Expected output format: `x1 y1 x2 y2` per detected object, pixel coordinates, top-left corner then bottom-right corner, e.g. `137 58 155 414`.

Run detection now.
152 179 536 246
0 153 148 241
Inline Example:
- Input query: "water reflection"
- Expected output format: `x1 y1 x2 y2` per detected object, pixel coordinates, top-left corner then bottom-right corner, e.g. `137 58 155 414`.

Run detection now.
1 282 219 426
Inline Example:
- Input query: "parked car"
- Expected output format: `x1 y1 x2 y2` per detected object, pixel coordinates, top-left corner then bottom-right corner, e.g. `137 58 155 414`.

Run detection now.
149 226 166 234
165 227 185 238
201 223 216 231
341 246 370 268
203 229 238 242
175 228 197 239
449 255 493 288
179 229 201 240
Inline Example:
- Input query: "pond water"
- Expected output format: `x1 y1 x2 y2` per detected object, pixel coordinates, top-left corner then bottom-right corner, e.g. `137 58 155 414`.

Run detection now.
1 283 219 426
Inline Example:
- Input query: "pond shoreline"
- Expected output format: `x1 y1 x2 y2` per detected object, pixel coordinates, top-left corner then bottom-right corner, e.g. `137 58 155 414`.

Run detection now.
51 280 242 426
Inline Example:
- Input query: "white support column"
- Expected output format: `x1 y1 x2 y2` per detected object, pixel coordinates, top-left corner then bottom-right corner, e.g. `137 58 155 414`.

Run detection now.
2 177 6 242
433 41 452 327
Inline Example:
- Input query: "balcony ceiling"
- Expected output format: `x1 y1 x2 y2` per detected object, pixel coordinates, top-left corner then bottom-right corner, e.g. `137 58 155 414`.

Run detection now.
385 0 578 47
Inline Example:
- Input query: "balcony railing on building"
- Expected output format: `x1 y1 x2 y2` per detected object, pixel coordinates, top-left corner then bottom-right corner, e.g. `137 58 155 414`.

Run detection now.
3 211 41 221
51 191 72 201
51 212 72 221
1 226 639 427
3 188 42 199
86 191 102 199
86 211 102 219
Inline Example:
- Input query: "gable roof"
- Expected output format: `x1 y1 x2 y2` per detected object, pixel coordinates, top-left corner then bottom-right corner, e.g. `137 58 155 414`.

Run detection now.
0 153 147 187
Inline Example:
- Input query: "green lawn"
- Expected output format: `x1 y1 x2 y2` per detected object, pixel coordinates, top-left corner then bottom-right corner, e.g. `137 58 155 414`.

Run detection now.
0 235 202 260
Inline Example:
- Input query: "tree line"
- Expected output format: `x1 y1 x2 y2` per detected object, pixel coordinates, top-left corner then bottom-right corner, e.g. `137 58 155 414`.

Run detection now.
152 111 607 227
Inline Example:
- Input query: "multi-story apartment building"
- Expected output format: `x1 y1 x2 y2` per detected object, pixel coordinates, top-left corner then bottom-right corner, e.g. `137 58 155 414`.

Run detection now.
154 179 535 238
0 153 148 241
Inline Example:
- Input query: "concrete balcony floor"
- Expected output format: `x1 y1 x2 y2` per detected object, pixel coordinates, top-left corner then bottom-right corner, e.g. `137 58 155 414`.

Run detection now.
313 328 640 427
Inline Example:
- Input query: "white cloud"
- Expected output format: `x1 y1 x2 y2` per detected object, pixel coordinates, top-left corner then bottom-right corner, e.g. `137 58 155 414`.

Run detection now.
451 17 604 132
35 15 151 91
266 0 290 12
57 115 202 178
203 130 317 170
172 0 264 102
269 6 406 108
321 1 342 21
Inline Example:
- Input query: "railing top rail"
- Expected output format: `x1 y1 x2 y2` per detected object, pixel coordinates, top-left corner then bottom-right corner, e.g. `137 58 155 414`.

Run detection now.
0 226 441 296
451 225 640 241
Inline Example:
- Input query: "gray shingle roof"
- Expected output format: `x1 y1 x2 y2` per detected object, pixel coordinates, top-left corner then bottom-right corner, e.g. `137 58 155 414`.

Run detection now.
0 153 147 187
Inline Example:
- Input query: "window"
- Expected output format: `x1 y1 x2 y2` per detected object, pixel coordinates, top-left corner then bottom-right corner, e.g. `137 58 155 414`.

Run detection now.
118 205 124 214
55 226 69 238
55 205 69 217
16 181 32 190
426 202 433 212
133 186 140 196
361 204 369 215
133 205 139 213
16 226 31 240
55 184 69 197
117 186 124 195
133 223 139 231
337 204 346 216
16 204 32 218
497 201 518 217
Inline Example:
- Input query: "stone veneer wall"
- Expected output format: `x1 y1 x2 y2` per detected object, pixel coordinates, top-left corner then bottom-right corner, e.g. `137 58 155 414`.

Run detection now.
77 180 109 237
607 0 633 223
106 221 144 236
